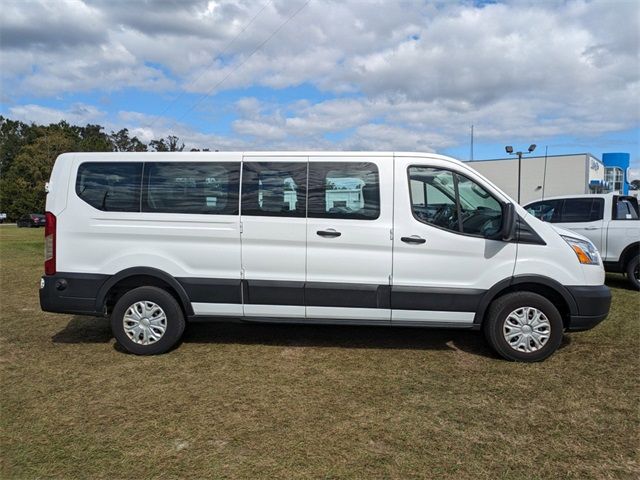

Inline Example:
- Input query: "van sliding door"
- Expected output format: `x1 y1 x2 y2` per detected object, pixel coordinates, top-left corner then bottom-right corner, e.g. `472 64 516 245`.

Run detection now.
305 156 393 322
240 156 308 318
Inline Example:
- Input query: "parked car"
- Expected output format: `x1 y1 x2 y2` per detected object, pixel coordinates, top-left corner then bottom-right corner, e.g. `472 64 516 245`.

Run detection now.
0 213 6 224
525 194 640 289
39 152 611 362
17 213 46 228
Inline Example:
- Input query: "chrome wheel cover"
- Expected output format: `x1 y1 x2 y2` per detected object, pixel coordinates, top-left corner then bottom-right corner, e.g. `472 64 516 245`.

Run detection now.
503 307 551 353
123 301 167 345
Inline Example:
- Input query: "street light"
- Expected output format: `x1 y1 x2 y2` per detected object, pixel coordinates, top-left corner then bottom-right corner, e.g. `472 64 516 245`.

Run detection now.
505 144 536 203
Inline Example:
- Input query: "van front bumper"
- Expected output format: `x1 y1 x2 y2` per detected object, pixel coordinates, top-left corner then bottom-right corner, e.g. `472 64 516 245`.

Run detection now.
565 285 612 331
39 273 107 316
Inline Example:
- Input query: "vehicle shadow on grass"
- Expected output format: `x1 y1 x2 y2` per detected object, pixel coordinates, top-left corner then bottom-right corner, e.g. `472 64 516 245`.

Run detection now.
52 315 497 358
605 273 637 292
52 315 572 359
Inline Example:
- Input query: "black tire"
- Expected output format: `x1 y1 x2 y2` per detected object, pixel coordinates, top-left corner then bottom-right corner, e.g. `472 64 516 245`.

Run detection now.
484 291 564 362
111 286 185 355
626 255 640 290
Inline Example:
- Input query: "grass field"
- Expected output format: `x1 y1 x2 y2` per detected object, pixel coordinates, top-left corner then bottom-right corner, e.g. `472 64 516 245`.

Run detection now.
1 226 638 479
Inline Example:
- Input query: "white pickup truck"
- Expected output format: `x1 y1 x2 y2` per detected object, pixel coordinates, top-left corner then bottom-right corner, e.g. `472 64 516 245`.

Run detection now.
525 193 640 289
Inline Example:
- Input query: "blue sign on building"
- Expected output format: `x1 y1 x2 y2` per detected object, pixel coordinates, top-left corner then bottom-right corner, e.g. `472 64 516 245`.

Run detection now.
602 152 630 195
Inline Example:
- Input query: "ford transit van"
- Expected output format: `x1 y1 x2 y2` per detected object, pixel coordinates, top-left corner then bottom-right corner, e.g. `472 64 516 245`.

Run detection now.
40 152 611 361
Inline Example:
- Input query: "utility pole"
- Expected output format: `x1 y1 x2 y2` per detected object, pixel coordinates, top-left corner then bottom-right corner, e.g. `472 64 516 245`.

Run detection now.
470 124 474 161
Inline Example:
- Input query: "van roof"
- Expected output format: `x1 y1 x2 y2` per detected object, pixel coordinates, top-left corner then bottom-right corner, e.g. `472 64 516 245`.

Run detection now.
58 151 464 164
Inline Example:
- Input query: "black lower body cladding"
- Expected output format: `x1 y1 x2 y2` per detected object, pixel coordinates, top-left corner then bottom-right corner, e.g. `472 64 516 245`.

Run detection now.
565 284 612 331
40 272 612 333
39 272 108 316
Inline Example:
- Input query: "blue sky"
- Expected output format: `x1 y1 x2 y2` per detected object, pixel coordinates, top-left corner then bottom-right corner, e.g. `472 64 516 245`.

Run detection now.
1 0 638 177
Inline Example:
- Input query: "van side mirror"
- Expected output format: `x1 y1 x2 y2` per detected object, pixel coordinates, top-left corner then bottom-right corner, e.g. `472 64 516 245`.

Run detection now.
500 203 517 241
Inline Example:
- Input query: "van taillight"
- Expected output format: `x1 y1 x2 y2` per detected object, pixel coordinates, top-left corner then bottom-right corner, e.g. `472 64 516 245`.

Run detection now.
44 212 56 275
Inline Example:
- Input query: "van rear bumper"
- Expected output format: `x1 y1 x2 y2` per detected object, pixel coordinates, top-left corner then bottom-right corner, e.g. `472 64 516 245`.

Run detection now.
39 273 107 316
565 285 611 331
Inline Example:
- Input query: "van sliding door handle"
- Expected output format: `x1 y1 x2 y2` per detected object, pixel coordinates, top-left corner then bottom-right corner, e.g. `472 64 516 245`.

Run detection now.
317 229 341 238
401 235 426 244
584 226 599 230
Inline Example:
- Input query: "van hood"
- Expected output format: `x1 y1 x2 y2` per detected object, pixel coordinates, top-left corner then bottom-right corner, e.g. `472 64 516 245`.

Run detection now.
550 224 589 242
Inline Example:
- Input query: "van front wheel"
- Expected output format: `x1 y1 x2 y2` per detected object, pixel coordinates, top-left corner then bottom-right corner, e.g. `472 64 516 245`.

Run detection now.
484 292 563 362
111 286 185 355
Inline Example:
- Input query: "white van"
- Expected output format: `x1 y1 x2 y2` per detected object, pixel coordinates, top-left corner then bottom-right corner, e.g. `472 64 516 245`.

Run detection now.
40 152 611 361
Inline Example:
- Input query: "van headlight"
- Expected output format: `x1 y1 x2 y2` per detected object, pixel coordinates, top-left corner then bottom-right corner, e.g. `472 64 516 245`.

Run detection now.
562 236 600 265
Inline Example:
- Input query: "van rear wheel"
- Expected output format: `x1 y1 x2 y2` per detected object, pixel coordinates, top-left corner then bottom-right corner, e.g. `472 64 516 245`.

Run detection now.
111 286 185 355
484 292 563 362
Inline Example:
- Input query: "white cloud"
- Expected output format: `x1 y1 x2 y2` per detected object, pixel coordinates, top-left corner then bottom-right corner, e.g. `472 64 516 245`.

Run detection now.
8 103 107 125
0 0 638 155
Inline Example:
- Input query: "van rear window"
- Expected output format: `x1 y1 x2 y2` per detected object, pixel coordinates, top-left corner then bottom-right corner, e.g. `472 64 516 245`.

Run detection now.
76 161 241 214
76 162 142 212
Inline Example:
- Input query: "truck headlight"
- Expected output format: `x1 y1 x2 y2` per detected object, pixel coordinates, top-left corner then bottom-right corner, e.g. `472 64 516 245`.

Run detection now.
562 235 600 265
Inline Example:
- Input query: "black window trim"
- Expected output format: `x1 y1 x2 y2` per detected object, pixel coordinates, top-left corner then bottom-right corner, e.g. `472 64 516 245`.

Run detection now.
406 164 505 240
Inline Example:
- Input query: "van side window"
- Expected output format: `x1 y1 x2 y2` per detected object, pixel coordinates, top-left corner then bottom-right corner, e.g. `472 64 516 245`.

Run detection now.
308 162 380 220
142 162 240 215
76 162 142 212
526 199 562 223
408 166 502 238
409 168 457 229
241 162 307 217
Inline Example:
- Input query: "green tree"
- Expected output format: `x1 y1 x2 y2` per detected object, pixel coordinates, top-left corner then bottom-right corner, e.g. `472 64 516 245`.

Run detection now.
0 116 36 178
0 130 76 219
110 128 147 152
75 124 113 152
150 135 184 152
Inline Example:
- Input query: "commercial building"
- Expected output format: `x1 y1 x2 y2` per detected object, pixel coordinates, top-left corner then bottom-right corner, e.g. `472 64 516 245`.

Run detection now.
466 152 630 205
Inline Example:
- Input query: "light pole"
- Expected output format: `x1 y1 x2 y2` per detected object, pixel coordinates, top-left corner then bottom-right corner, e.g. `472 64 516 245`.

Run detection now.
505 144 536 204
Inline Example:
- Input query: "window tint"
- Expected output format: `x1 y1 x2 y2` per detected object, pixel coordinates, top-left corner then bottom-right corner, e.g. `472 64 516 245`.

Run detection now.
143 162 239 215
614 198 639 220
76 162 142 212
409 167 458 230
408 167 502 238
526 200 561 223
455 174 502 237
308 162 380 220
561 198 597 223
590 199 605 221
241 162 306 217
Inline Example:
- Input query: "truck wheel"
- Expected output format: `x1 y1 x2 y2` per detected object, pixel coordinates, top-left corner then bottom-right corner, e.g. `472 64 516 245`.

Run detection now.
111 286 185 355
484 292 564 362
626 255 640 290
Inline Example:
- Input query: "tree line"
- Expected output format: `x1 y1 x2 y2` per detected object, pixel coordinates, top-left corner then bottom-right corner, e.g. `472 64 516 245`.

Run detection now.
0 116 209 221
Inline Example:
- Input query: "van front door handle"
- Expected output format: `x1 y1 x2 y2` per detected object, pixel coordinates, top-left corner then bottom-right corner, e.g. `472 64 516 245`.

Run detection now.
317 229 341 238
401 235 426 244
584 226 598 230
